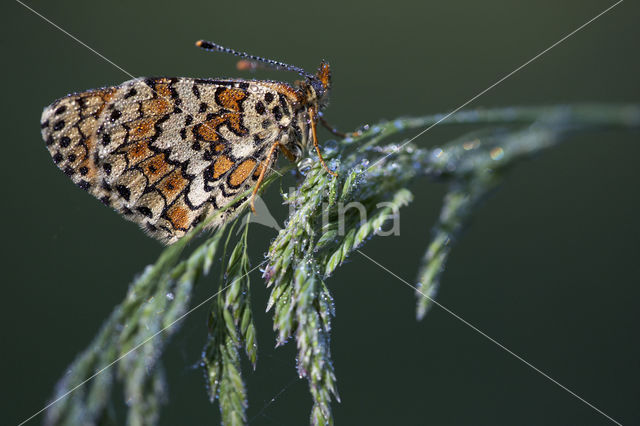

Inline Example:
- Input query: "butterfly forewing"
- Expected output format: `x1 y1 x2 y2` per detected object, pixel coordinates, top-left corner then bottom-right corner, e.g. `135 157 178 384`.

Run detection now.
41 77 296 244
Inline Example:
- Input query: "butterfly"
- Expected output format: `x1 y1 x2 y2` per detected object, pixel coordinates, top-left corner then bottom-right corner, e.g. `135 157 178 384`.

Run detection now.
40 40 338 244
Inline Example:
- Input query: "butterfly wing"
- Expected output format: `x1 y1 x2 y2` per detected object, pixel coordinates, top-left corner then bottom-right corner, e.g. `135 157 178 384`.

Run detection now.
41 77 286 244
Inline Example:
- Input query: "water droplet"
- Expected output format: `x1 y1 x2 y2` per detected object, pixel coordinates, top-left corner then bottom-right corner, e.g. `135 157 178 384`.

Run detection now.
463 139 480 150
490 147 504 160
298 157 314 174
166 292 175 301
323 139 338 154
328 158 339 173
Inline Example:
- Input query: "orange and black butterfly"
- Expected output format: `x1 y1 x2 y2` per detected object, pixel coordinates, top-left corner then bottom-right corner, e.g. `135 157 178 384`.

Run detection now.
41 40 338 244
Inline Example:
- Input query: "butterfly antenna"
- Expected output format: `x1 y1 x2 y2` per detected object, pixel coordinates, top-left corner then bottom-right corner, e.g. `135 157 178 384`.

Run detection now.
196 40 311 78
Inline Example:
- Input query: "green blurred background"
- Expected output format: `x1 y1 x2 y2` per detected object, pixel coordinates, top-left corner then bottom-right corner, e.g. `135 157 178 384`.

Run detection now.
3 0 639 424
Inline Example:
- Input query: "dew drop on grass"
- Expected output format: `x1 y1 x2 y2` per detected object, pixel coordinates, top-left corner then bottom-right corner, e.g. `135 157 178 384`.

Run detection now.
323 139 338 154
298 157 314 175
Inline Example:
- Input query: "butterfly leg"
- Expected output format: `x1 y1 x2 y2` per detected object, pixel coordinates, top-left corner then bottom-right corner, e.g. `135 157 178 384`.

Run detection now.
277 143 297 162
309 107 338 177
251 140 280 213
319 115 348 138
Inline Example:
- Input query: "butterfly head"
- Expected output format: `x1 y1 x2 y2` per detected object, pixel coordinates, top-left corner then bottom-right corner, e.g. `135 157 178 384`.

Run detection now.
309 61 331 108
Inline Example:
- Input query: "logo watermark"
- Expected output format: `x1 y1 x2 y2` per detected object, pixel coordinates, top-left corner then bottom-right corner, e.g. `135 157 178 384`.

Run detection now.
241 187 402 237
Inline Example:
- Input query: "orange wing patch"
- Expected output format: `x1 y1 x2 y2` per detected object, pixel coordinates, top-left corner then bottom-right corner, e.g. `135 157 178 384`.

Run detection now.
197 112 246 142
197 115 225 141
128 118 156 140
213 155 234 179
123 139 155 166
225 112 245 134
154 78 173 98
263 82 301 103
216 88 246 111
142 98 172 116
166 202 190 230
228 158 257 187
140 153 171 185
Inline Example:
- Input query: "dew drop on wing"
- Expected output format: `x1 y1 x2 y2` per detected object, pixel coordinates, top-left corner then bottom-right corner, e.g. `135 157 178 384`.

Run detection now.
166 292 175 300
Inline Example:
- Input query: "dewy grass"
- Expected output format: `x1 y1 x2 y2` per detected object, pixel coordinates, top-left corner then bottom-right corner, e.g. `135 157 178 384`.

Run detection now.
43 104 640 426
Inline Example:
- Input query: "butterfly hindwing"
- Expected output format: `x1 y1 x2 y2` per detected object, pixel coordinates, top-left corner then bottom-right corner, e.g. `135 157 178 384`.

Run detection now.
41 77 286 244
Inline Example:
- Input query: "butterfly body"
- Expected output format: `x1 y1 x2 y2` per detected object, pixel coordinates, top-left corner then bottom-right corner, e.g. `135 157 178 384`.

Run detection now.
41 43 333 244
